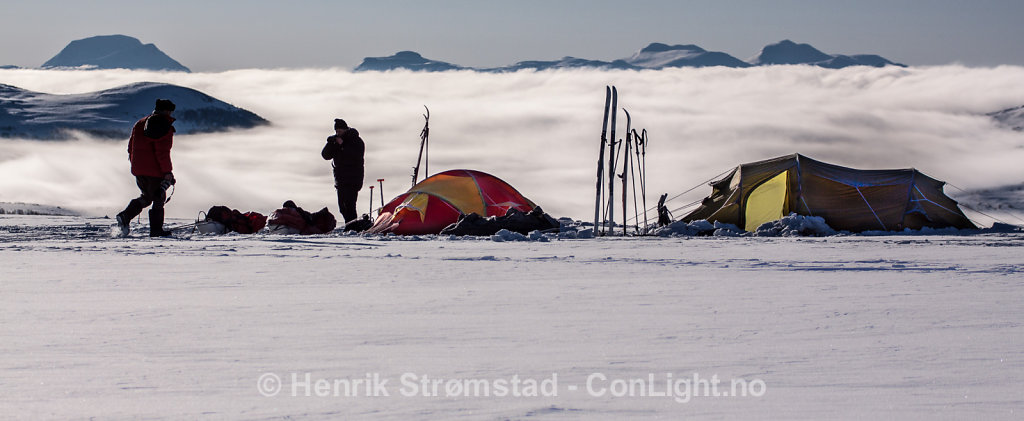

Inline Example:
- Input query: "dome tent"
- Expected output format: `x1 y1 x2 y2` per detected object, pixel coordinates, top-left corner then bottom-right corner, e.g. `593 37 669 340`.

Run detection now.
369 169 537 235
681 154 976 232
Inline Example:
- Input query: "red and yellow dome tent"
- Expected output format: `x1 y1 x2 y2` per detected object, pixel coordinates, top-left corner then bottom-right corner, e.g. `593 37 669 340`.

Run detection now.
368 169 538 235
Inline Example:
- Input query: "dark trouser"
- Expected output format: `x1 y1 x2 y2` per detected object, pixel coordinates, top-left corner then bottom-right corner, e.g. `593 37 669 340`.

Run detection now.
336 184 360 223
118 176 167 234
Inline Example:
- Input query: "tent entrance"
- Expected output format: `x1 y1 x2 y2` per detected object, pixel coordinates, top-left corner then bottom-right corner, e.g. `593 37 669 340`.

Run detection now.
744 171 789 231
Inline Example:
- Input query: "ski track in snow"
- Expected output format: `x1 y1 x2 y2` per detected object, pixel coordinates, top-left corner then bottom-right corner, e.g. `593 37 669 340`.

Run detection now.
2 215 1023 420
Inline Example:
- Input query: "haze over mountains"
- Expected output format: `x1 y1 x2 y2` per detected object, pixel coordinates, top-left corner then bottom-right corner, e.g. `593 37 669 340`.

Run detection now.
355 40 905 72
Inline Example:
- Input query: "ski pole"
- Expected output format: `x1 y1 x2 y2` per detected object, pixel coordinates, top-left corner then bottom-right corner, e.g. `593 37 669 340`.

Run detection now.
622 109 631 236
369 185 375 216
377 178 385 207
640 129 649 234
630 129 640 235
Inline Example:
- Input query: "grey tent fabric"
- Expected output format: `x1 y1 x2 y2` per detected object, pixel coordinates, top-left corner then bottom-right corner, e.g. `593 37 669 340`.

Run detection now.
682 154 976 232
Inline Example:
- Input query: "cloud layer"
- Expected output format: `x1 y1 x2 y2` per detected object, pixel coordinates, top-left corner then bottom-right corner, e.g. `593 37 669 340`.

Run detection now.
1 66 1022 223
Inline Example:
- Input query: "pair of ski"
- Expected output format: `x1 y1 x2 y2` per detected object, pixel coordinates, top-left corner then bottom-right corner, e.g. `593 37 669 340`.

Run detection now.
594 86 649 236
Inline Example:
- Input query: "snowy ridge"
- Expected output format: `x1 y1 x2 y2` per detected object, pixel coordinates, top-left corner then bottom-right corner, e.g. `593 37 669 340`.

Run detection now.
988 105 1024 131
41 35 190 72
0 82 268 139
0 202 78 216
355 40 901 72
498 57 639 72
954 182 1024 227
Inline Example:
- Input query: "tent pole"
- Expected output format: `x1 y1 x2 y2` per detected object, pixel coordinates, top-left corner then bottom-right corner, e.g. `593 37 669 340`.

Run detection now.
412 106 430 187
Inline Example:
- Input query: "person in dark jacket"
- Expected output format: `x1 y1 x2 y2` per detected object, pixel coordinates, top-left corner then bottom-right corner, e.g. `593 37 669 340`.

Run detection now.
321 118 365 223
115 99 177 237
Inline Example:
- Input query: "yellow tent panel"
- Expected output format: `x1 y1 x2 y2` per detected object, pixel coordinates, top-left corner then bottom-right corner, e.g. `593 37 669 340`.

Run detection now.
410 173 486 215
744 171 788 231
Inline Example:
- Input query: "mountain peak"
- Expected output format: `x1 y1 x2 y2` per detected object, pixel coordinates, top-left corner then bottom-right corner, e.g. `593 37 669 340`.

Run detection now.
393 51 425 59
750 40 832 65
639 43 706 54
355 51 463 72
627 42 748 69
747 40 903 68
41 35 190 72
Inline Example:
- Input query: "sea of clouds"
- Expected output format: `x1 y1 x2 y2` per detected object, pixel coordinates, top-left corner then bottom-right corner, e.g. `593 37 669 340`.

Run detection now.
0 65 1022 221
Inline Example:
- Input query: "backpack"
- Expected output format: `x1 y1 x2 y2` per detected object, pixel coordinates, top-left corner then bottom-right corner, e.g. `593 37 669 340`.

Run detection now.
206 205 267 234
268 207 306 232
305 207 337 234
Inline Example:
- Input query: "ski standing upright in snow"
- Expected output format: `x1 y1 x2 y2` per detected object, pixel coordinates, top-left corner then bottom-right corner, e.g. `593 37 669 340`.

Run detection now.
595 86 611 235
606 87 618 233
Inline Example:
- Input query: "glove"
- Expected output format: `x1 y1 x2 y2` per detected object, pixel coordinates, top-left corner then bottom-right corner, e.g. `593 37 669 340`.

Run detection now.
161 173 175 190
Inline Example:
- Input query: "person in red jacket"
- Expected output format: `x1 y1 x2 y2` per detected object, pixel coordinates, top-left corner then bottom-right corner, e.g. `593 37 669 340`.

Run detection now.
115 99 177 237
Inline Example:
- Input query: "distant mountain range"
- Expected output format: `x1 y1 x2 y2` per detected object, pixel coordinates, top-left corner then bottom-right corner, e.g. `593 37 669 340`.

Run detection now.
0 82 268 140
0 36 903 72
355 40 905 72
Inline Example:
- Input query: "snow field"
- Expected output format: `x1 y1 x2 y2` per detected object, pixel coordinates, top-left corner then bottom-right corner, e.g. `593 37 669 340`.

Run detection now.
1 215 1022 419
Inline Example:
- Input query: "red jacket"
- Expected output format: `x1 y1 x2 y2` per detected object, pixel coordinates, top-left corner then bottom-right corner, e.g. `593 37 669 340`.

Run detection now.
128 114 175 177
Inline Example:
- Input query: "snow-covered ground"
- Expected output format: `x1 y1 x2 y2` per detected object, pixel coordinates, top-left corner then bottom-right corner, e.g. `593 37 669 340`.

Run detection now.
2 214 1022 419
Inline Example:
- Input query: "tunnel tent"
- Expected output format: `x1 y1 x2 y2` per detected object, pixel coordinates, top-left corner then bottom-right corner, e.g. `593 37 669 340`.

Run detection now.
681 154 976 232
368 169 538 235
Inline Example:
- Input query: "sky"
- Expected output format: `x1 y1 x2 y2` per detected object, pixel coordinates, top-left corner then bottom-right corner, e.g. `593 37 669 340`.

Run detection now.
2 0 1024 71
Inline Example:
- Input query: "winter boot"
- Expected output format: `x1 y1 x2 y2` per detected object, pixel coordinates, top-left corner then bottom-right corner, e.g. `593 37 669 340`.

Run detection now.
117 198 148 237
149 208 172 237
115 213 131 237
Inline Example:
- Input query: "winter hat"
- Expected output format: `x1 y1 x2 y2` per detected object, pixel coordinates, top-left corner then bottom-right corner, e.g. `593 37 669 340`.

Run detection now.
155 99 176 112
334 118 348 130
